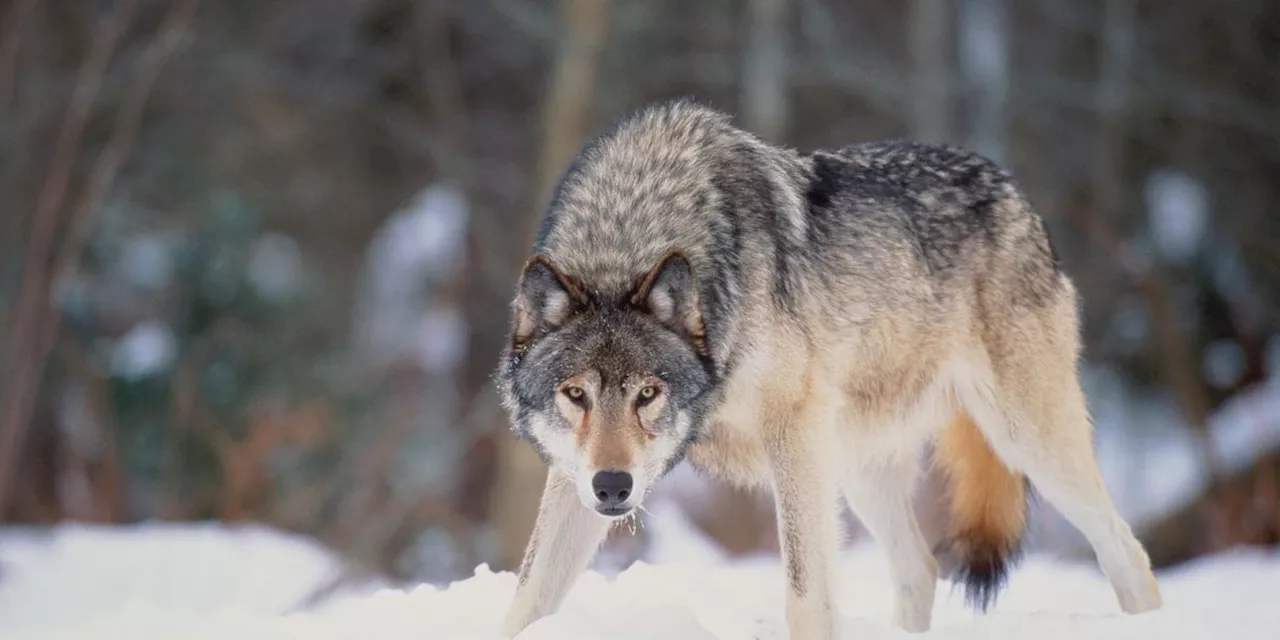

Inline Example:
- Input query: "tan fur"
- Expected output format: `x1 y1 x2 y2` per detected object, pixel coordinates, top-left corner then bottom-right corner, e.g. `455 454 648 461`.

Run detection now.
558 372 656 472
498 101 1163 639
936 410 1026 560
582 415 640 471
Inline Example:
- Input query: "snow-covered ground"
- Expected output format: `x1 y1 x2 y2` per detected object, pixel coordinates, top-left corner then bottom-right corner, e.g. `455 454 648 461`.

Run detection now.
2 517 1278 640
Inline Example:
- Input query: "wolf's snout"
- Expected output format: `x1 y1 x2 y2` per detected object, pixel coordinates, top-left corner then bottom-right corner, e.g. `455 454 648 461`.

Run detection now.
591 470 633 509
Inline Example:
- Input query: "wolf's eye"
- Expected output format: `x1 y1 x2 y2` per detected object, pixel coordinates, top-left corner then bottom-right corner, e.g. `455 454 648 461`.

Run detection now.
636 385 660 406
563 386 587 406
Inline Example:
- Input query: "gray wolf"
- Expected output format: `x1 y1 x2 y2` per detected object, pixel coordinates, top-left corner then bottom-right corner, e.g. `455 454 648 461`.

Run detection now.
494 99 1162 638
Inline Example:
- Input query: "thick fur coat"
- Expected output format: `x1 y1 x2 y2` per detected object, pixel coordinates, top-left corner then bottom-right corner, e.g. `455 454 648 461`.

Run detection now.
495 99 1162 638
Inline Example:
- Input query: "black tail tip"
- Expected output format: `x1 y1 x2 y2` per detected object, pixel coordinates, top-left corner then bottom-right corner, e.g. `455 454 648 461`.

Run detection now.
934 537 1023 613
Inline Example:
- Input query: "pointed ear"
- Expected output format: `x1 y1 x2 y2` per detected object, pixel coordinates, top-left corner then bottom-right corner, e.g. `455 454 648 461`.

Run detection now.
511 255 586 353
631 251 709 355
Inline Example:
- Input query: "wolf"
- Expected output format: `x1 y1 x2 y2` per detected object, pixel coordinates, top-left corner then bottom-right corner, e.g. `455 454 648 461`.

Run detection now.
494 98 1162 638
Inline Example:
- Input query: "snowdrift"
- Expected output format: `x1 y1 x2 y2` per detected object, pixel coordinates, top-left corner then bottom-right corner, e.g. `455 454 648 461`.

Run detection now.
1 523 1278 640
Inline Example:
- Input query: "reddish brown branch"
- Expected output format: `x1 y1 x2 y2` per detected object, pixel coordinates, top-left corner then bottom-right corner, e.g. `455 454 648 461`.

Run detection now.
55 0 200 290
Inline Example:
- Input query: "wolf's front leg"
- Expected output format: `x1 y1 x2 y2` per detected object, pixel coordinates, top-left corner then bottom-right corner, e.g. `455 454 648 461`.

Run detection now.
766 406 841 639
501 467 611 638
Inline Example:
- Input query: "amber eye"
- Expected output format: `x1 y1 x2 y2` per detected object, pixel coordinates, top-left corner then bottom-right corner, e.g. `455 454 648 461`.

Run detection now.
563 386 587 406
636 385 660 406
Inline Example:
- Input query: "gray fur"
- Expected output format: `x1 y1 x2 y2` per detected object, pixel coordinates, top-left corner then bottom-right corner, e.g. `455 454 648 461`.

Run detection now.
498 97 1062 464
496 99 1161 638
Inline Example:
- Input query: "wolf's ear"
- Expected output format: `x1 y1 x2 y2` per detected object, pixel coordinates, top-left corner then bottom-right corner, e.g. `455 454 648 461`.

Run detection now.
511 255 586 353
632 251 708 355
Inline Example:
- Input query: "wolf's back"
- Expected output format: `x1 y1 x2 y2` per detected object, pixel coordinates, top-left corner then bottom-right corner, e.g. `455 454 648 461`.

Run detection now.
807 140 1061 294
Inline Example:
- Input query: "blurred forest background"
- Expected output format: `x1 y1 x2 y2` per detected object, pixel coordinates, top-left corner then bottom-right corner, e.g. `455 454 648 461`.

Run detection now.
2 0 1279 597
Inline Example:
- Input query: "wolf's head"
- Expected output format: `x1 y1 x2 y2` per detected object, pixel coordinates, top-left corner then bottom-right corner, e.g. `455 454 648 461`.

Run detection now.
496 251 717 518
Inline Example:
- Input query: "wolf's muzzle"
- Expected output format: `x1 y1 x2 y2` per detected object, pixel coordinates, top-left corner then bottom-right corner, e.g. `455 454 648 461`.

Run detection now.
591 470 633 515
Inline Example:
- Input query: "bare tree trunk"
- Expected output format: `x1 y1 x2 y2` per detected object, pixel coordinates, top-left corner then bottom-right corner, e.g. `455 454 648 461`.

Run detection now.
0 0 196 519
908 0 950 142
959 0 1007 163
491 0 612 572
1093 0 1135 215
1093 0 1213 436
1091 0 1139 513
741 0 789 142
0 0 36 109
530 0 611 207
0 0 139 519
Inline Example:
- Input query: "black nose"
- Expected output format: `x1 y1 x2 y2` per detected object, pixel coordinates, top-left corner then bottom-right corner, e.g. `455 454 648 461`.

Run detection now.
592 470 633 505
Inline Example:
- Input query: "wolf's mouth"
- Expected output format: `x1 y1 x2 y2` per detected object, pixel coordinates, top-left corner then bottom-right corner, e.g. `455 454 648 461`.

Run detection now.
594 505 634 518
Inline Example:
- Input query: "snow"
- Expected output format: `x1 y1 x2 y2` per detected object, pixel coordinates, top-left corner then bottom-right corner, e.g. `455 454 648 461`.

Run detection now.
1145 169 1209 263
0 523 349 638
1202 339 1246 389
1204 379 1280 474
247 232 304 303
353 183 470 372
119 232 176 292
416 306 468 374
1107 296 1149 355
642 482 730 567
3 518 1279 640
110 320 178 380
1269 335 1280 380
1087 376 1280 531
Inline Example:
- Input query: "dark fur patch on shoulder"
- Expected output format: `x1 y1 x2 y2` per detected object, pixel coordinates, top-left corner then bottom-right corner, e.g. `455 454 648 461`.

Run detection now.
805 155 840 210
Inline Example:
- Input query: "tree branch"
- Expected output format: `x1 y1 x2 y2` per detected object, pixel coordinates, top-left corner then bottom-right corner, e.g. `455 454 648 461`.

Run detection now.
0 0 198 517
741 0 790 142
0 0 36 109
0 0 138 519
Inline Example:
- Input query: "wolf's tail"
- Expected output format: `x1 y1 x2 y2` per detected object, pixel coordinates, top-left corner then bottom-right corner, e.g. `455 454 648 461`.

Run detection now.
933 410 1028 613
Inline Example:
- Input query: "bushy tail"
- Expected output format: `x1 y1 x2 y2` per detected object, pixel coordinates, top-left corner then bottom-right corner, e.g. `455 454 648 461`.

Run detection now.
933 410 1028 612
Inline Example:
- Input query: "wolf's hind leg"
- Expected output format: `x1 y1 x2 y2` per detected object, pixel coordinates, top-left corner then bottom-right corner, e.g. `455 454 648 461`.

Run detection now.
501 468 611 638
840 452 938 633
964 301 1163 614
